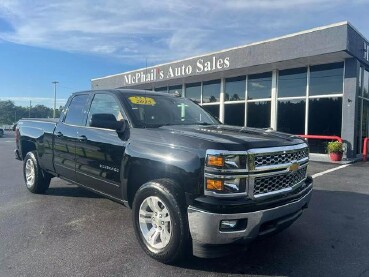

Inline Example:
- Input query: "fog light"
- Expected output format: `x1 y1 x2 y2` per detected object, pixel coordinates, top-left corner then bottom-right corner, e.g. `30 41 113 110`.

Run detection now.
220 220 238 229
220 219 248 231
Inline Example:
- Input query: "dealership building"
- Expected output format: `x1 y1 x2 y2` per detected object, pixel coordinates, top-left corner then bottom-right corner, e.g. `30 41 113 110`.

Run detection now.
91 22 369 158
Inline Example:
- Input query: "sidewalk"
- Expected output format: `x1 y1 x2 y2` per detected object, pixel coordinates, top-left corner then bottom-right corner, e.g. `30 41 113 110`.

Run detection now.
309 153 361 164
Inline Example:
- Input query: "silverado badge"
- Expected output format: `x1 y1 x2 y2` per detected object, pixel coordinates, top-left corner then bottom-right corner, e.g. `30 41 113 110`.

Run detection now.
288 162 299 172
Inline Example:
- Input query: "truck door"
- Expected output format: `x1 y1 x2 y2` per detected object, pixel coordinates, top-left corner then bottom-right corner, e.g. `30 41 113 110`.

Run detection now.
75 93 127 199
53 94 89 181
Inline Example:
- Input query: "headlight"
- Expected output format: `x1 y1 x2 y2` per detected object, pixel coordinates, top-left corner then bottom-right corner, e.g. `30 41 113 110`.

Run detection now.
204 150 248 197
206 154 244 170
206 155 224 167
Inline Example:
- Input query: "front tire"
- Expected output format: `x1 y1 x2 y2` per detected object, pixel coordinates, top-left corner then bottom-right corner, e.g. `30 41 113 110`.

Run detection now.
23 151 51 194
132 179 189 264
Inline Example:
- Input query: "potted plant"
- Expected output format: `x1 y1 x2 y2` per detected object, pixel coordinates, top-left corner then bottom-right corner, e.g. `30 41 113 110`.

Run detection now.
327 141 344 161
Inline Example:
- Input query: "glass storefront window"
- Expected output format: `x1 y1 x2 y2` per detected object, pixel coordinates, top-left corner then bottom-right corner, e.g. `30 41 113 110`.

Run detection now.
356 98 363 154
278 67 307 98
155 86 168 93
247 101 271 128
308 97 342 153
247 72 272 100
225 76 246 101
277 99 305 135
359 66 362 97
309 62 344 96
185 82 201 103
169 85 182 96
362 99 369 144
203 80 221 103
224 103 245 126
202 105 220 119
363 70 369 99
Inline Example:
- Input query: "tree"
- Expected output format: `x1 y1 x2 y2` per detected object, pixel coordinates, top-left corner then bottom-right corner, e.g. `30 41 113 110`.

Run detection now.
0 100 62 125
0 101 18 125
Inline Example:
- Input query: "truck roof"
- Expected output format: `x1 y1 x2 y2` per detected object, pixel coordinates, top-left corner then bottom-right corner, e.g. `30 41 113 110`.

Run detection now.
72 89 177 97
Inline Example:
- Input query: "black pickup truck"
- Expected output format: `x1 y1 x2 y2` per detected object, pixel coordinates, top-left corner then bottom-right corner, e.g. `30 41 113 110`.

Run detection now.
15 89 312 263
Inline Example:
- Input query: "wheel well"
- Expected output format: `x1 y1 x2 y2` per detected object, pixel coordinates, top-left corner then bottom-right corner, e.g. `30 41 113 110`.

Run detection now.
126 165 184 208
21 140 36 159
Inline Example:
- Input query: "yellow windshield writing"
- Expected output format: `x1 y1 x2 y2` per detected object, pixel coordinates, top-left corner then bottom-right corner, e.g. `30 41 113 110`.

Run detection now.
128 96 156 105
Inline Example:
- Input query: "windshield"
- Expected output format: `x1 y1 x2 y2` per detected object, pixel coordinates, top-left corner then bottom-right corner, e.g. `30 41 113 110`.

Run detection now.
122 94 220 128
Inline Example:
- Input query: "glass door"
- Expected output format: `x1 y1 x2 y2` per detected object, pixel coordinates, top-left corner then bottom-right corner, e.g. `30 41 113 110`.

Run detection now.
362 99 369 153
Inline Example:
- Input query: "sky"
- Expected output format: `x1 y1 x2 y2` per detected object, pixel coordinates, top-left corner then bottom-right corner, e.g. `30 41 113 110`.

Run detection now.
1 0 369 107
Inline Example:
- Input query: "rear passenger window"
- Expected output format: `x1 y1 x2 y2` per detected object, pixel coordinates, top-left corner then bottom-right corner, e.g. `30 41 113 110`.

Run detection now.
64 95 89 126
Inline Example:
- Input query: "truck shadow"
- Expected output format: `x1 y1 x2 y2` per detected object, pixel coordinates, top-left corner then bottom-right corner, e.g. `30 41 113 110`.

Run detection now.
173 189 369 276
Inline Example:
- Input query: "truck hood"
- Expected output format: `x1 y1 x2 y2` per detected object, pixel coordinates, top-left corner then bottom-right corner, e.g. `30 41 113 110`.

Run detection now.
130 124 306 153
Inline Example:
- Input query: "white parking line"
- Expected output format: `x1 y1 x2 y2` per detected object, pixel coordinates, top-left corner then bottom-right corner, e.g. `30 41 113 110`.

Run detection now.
312 164 350 179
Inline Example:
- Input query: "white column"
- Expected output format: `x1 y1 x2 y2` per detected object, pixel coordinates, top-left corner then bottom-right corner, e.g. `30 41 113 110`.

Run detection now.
271 70 278 130
219 78 225 123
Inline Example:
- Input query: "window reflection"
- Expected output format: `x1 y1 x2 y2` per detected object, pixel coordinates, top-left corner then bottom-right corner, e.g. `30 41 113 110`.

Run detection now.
203 80 220 103
309 62 343 96
185 82 201 103
278 68 307 97
155 86 168 93
247 101 271 128
248 72 272 100
224 103 245 126
225 76 246 101
169 85 182 96
277 99 305 134
202 105 220 119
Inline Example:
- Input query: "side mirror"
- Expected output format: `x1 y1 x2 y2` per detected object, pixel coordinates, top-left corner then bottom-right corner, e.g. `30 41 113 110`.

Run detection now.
90 113 126 131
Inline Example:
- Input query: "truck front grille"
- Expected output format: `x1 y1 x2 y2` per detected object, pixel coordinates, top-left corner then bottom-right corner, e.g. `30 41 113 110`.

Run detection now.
254 147 309 168
253 167 307 196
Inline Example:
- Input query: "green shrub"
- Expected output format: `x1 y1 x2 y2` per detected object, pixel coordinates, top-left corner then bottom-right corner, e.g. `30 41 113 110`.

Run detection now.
327 141 343 153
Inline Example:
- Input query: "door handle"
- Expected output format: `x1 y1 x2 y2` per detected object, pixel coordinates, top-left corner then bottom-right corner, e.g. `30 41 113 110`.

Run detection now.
79 135 87 142
56 131 63 138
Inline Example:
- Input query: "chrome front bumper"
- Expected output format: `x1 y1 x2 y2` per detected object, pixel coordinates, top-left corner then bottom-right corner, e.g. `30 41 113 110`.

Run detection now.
188 185 312 245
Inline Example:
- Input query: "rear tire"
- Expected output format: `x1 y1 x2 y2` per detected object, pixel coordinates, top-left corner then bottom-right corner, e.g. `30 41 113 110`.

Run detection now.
23 151 51 194
132 179 190 264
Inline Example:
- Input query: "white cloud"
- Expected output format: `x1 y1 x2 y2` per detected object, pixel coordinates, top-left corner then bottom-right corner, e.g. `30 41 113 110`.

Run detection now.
0 0 368 64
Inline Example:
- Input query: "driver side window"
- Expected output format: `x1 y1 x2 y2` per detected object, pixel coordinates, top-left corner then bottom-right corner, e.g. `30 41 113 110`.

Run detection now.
87 94 123 126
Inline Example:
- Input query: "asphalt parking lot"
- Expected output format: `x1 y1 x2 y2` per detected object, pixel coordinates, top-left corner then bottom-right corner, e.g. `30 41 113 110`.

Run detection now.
1 131 369 277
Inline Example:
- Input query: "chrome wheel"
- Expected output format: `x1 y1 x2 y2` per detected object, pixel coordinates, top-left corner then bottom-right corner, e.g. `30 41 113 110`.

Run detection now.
25 159 35 188
139 196 172 250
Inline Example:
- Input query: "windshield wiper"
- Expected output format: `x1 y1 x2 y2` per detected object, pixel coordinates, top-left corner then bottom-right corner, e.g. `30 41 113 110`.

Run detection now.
182 122 214 126
146 123 179 128
146 122 215 128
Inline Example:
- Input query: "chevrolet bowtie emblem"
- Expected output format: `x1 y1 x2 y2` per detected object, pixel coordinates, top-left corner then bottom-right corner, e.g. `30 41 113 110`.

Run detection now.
289 162 299 172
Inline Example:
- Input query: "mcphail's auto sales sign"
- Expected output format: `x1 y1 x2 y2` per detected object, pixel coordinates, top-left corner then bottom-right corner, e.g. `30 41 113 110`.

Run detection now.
123 56 230 86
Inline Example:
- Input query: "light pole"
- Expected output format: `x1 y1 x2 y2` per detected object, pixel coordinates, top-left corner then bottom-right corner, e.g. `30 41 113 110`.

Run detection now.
52 81 59 118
